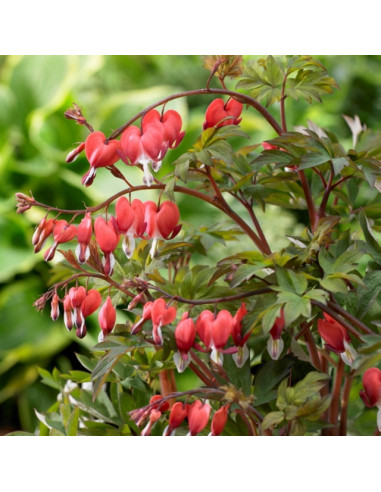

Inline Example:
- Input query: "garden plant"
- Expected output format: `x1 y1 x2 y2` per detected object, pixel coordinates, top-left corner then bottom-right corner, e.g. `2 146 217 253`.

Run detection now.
13 55 381 436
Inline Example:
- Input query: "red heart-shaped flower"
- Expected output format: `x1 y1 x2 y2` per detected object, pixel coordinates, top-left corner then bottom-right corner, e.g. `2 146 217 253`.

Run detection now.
85 131 121 169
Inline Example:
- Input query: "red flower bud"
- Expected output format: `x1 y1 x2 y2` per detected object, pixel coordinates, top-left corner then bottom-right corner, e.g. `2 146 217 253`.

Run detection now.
164 401 189 436
174 312 196 372
360 367 381 431
94 217 120 276
33 218 55 253
187 400 211 436
175 312 196 355
66 142 85 163
50 293 60 321
98 296 116 340
210 405 229 436
360 367 381 408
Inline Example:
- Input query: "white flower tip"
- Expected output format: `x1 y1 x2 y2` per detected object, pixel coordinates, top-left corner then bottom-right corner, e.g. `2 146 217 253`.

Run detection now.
267 336 284 361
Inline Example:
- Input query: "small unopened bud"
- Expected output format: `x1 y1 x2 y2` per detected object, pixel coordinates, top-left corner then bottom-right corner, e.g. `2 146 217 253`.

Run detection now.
34 295 47 312
15 192 35 213
127 292 146 310
15 192 34 203
66 142 85 163
50 293 60 321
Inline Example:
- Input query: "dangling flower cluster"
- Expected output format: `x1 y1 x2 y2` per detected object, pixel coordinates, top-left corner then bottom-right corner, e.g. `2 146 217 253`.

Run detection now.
131 298 177 345
119 109 185 186
32 198 181 272
203 98 243 129
171 304 248 372
67 108 184 188
42 219 77 262
51 287 103 339
129 394 170 436
133 397 229 437
317 313 357 366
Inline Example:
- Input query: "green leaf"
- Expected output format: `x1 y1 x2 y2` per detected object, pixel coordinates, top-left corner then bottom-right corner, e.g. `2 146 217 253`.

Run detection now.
277 291 311 324
331 157 349 175
261 411 285 431
359 209 381 265
237 56 284 107
66 407 80 436
253 356 294 406
223 354 252 396
356 271 381 318
320 276 348 294
298 152 330 170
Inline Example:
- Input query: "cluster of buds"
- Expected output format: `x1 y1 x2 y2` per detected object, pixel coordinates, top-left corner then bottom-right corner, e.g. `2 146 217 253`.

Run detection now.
32 198 181 273
132 396 229 436
317 313 357 366
51 287 116 341
203 98 243 129
32 218 77 262
15 192 35 214
67 108 184 188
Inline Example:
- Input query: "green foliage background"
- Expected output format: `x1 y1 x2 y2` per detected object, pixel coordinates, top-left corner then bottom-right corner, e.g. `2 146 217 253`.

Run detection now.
1 55 381 434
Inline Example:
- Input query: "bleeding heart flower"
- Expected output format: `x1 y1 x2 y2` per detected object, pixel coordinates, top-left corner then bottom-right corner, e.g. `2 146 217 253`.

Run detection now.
94 217 120 276
82 132 121 186
144 200 181 258
203 98 243 130
231 303 249 368
142 109 185 151
150 298 177 345
111 197 146 258
210 405 229 436
317 313 357 366
187 400 211 436
131 301 153 335
76 213 93 264
163 401 189 436
81 289 102 318
120 123 164 186
174 312 196 373
44 220 77 262
196 309 234 365
98 296 116 342
69 286 87 337
267 309 285 361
